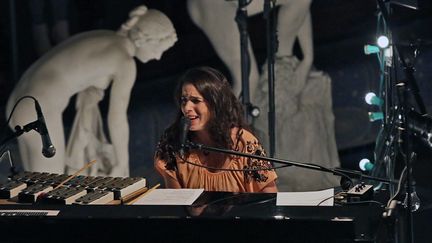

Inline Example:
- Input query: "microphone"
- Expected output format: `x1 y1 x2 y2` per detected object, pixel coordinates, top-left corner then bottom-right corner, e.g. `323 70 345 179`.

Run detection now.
34 101 56 158
179 116 191 157
359 158 374 171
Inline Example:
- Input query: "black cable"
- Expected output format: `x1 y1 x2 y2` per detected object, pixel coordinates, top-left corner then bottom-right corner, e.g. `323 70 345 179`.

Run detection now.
386 166 407 208
0 95 39 175
2 95 37 138
316 191 345 206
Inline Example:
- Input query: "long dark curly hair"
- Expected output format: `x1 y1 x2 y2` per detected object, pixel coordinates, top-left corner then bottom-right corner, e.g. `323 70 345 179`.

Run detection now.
156 66 249 170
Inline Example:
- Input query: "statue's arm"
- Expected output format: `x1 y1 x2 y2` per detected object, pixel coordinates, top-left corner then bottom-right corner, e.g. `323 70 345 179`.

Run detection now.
294 11 313 89
297 11 313 67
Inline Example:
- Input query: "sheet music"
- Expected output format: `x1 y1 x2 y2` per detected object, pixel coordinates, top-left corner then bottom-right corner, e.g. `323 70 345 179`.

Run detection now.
276 188 334 206
132 189 204 205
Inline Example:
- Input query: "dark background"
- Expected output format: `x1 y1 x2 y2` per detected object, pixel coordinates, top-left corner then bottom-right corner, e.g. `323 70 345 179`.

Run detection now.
0 0 431 188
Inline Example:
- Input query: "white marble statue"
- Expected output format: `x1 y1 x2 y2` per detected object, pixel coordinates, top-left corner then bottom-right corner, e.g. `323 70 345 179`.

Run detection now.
187 0 340 191
187 0 313 98
6 5 177 176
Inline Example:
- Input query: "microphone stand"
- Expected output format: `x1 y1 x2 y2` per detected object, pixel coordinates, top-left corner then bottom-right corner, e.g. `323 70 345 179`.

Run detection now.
186 141 398 186
233 0 277 157
0 120 40 176
375 1 427 242
235 0 253 123
263 0 277 157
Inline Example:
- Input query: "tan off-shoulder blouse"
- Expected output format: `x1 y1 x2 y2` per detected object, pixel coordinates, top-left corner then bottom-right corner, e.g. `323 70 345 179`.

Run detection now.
155 128 277 192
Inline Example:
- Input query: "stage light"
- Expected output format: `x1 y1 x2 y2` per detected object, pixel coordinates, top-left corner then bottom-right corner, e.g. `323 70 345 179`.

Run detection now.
365 92 383 106
364 45 380 55
368 112 384 122
250 106 260 118
247 103 260 118
377 35 390 48
359 158 374 171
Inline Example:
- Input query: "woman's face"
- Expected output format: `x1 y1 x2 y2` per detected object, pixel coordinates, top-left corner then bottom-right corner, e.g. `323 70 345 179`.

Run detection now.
180 83 211 132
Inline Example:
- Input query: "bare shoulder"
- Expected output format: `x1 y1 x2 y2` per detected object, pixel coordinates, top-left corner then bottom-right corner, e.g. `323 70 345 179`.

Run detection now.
232 127 265 154
233 128 259 142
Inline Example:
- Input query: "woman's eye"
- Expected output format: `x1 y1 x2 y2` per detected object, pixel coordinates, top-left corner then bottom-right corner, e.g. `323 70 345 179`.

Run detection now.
181 97 203 104
191 98 202 104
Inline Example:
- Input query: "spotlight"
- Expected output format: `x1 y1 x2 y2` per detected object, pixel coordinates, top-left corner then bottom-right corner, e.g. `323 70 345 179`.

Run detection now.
365 92 383 106
377 35 390 49
247 103 260 118
250 107 260 118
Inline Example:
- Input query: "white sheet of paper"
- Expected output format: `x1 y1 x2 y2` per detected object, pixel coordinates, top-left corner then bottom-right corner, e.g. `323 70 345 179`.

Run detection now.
132 188 204 205
276 188 334 206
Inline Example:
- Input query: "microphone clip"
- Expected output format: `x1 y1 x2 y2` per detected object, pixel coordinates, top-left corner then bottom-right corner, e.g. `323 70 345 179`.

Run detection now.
179 140 190 157
14 120 40 136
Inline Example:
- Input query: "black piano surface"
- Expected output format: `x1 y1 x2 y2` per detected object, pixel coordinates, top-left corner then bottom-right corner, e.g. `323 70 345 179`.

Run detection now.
0 191 390 243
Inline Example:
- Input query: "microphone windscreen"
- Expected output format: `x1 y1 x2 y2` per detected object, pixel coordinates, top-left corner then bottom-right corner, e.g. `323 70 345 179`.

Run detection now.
179 117 191 156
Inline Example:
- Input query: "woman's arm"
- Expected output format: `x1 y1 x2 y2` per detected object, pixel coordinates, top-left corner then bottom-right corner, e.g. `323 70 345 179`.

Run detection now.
260 180 278 193
154 157 182 189
238 129 278 193
163 175 182 189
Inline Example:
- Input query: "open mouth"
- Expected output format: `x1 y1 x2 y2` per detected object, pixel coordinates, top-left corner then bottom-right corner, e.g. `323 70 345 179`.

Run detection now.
188 115 199 121
187 116 200 129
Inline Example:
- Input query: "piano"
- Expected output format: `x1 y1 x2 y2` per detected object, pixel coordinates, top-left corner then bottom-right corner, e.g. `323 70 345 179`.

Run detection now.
0 191 387 242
